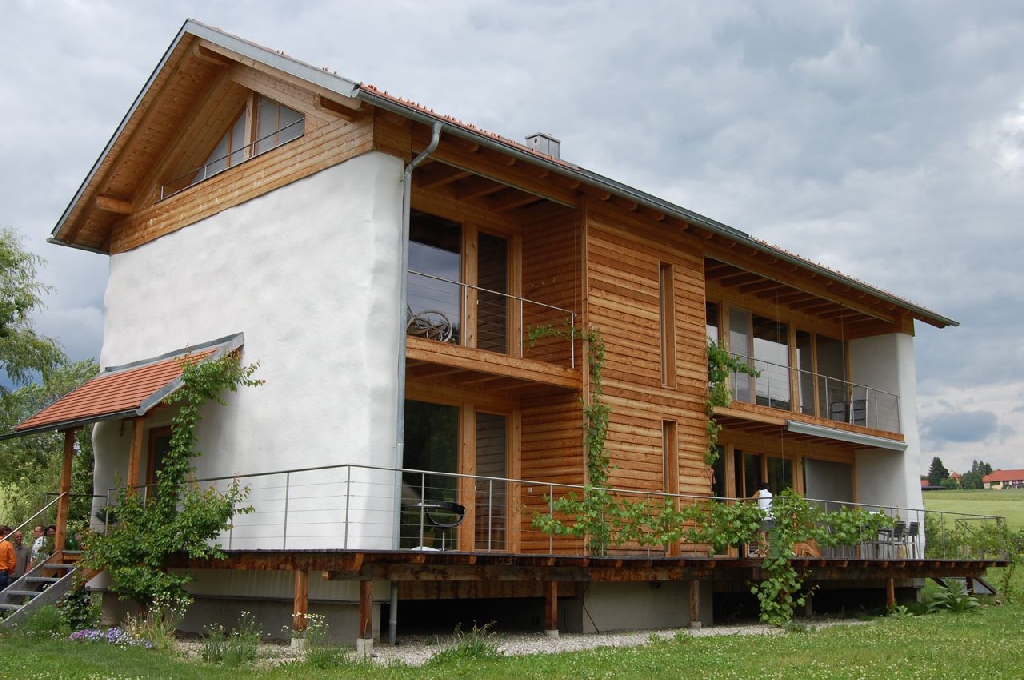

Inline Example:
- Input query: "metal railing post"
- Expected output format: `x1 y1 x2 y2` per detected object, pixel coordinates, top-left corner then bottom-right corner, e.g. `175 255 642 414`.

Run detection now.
344 466 352 549
282 472 291 550
487 479 494 552
419 472 426 548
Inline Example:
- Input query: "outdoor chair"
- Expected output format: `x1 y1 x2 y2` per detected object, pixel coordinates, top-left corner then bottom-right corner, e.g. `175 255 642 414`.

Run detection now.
904 521 920 558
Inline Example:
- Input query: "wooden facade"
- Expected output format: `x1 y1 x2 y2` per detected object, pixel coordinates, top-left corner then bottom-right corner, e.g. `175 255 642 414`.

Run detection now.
39 22 991 638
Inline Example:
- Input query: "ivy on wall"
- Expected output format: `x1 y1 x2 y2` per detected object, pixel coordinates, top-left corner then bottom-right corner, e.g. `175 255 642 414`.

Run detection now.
82 354 262 608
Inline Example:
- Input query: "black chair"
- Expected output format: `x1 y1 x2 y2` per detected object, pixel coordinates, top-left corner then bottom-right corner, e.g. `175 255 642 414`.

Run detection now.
904 521 920 558
424 501 466 529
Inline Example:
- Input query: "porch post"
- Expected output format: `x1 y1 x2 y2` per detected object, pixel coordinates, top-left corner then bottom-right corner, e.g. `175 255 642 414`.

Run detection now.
53 428 78 561
885 577 896 610
127 417 145 494
293 569 308 637
544 581 559 637
357 579 373 655
690 580 702 629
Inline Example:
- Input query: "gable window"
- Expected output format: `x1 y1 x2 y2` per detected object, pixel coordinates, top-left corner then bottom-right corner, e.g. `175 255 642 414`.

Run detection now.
163 94 305 199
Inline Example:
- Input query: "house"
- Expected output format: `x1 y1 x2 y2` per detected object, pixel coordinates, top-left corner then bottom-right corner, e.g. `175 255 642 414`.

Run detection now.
983 470 1024 489
7 19 998 643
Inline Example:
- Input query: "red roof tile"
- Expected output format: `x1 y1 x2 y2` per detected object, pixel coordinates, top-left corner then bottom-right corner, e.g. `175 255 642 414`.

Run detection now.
15 349 217 434
983 470 1024 483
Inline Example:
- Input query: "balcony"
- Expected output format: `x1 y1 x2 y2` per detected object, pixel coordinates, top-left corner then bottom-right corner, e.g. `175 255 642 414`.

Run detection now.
110 464 1002 563
405 270 580 394
729 353 902 434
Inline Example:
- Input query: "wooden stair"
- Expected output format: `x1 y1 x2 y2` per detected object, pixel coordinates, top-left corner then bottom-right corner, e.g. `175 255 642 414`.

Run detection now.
0 557 79 629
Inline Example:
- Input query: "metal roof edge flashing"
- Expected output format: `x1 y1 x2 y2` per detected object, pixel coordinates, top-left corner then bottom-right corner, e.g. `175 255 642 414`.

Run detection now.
136 332 245 415
785 420 908 452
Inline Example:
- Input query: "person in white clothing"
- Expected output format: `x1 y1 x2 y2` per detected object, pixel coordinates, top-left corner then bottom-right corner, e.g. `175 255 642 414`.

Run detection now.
755 483 773 518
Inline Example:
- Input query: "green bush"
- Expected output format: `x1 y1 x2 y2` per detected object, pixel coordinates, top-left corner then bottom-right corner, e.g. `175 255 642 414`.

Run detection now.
7 605 68 639
928 580 982 614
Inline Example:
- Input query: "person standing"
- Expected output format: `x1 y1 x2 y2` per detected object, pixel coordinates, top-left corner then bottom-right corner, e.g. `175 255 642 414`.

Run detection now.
12 530 30 579
755 482 774 518
0 526 16 590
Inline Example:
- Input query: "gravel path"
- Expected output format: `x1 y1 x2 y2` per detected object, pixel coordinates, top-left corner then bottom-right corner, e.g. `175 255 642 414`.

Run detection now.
374 623 783 667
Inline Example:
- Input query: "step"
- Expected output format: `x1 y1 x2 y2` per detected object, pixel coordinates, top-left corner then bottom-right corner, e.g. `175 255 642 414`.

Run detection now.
25 577 59 585
40 563 75 570
3 590 39 599
0 603 22 611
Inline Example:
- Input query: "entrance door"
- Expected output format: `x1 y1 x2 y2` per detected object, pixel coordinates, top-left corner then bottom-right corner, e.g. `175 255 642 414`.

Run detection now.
146 427 172 500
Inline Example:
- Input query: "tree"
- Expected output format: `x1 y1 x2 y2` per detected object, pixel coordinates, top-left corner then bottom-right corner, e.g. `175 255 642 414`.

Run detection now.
0 227 73 526
0 228 64 388
960 460 994 490
0 359 98 525
927 457 950 486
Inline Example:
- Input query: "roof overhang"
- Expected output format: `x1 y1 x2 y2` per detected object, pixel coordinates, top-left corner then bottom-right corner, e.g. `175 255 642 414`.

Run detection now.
0 333 244 440
785 420 908 452
51 19 957 330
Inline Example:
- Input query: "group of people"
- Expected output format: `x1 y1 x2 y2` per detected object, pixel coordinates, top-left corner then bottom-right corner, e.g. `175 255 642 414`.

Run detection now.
0 524 56 590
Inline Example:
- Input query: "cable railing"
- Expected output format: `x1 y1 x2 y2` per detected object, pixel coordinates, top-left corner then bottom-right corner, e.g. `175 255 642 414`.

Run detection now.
158 118 305 200
407 270 577 368
98 464 1003 561
729 353 902 433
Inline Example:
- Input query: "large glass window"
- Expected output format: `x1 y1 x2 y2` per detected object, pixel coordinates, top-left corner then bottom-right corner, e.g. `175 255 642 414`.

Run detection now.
816 335 847 418
408 212 462 344
706 301 720 345
401 400 459 548
475 412 507 551
752 315 790 410
795 330 816 415
767 456 793 494
476 233 509 353
728 308 753 403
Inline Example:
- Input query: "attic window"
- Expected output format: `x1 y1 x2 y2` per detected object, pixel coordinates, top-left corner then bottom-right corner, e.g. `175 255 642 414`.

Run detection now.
160 94 305 200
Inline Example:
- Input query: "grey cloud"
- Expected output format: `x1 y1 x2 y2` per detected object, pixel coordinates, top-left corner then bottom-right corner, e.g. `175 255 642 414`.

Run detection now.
922 410 1000 444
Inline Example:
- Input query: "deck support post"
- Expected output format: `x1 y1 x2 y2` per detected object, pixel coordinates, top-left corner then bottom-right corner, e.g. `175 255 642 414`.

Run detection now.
293 569 308 638
357 579 373 655
544 581 559 637
689 580 702 629
885 577 896 610
53 428 78 561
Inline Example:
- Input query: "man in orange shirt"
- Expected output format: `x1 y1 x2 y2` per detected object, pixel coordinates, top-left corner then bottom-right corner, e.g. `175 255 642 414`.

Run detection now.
0 525 17 590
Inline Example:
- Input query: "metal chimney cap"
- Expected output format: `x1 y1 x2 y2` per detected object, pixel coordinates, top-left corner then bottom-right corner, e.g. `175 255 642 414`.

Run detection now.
525 132 560 158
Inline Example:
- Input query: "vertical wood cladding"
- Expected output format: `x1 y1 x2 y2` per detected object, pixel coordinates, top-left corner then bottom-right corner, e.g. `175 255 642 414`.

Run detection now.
519 207 585 553
110 112 374 253
585 202 710 497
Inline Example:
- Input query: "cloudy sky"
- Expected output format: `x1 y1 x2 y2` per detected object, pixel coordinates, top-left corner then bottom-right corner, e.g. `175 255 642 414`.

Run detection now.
2 0 1022 475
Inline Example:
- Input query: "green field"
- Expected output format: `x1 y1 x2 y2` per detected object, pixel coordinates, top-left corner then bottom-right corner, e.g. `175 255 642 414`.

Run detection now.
923 489 1024 528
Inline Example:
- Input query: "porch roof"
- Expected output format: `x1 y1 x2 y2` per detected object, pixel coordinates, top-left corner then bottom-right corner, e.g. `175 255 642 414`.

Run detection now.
2 333 243 439
786 420 908 452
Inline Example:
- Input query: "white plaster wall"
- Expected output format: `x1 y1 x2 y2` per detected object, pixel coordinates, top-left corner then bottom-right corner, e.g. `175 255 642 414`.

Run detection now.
849 333 925 514
93 152 406 550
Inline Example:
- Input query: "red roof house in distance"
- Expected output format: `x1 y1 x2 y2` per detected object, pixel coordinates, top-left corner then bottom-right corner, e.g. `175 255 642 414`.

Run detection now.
983 470 1024 489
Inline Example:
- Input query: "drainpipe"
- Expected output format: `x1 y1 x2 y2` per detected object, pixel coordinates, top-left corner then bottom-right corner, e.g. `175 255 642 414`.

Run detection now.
390 121 442 645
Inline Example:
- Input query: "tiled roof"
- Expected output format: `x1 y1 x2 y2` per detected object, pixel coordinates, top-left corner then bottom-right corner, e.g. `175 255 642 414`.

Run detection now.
9 334 243 437
983 470 1024 483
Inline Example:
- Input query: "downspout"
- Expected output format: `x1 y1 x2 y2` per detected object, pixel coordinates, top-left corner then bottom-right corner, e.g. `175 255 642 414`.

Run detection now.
391 120 442 645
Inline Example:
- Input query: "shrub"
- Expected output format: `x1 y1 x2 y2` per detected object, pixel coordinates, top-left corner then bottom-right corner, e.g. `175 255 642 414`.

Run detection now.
7 605 68 639
428 621 502 666
58 585 100 631
928 580 982 614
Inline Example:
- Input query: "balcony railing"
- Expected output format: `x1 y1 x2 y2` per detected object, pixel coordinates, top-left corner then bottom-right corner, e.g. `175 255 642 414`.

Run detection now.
407 270 576 369
158 118 305 200
103 464 1001 561
729 353 901 433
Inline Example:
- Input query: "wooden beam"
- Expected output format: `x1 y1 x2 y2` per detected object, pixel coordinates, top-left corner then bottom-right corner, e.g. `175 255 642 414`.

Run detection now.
359 579 373 640
193 44 234 67
415 163 471 190
885 577 895 610
690 580 700 627
95 195 133 215
488 189 545 213
544 581 558 631
454 176 506 201
127 418 145 492
317 94 364 119
294 569 309 634
53 429 77 558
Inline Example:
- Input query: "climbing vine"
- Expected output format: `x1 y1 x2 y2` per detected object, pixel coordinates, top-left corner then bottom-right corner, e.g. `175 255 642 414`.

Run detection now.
705 341 759 467
82 354 262 608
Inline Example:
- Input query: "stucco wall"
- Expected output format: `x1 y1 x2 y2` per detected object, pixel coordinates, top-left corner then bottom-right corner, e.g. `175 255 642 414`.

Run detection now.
849 333 924 514
93 152 405 550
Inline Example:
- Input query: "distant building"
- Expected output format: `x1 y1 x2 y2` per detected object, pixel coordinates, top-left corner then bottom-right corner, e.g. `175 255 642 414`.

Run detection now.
983 470 1024 489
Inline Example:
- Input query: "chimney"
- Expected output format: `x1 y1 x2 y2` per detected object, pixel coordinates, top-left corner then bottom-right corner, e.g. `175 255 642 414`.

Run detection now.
525 132 560 159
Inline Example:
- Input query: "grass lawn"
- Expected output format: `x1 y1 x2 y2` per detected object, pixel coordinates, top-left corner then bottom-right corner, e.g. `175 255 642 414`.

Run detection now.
923 489 1024 527
3 603 1024 679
